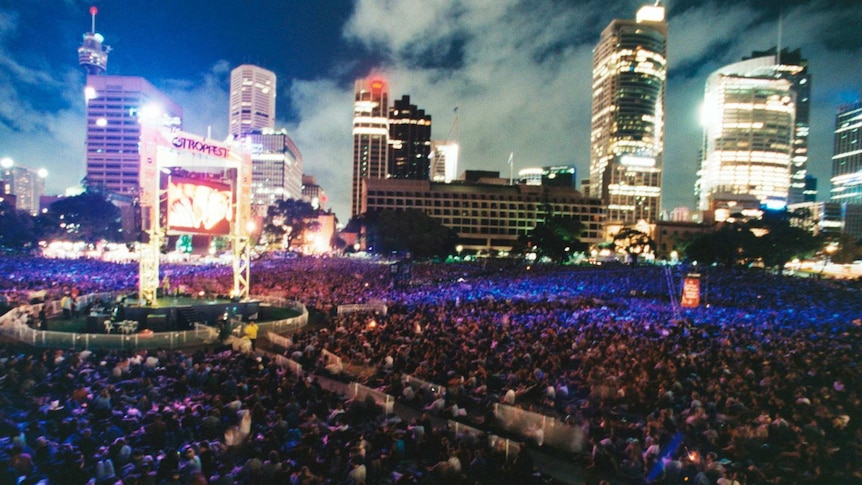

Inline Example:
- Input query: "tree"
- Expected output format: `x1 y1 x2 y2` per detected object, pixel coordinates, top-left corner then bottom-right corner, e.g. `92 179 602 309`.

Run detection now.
0 199 37 250
684 223 756 267
261 199 317 249
38 191 123 243
364 209 458 259
517 216 587 263
748 210 821 272
831 233 861 265
612 228 655 264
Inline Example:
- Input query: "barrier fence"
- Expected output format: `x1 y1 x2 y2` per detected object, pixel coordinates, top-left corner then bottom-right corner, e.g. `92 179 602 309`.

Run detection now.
337 303 388 316
493 402 588 453
349 382 395 415
0 294 307 352
320 349 344 374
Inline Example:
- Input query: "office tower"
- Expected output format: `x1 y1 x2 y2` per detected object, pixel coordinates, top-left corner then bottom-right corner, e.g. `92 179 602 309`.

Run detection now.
830 101 862 204
0 162 45 216
352 77 389 217
388 95 432 179
84 76 183 195
590 3 667 226
696 56 796 212
78 6 109 76
430 141 459 183
245 129 303 215
746 48 811 205
229 65 277 138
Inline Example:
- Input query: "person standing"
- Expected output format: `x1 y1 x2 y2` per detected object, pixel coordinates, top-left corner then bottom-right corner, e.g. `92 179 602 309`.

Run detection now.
244 320 259 352
61 294 73 320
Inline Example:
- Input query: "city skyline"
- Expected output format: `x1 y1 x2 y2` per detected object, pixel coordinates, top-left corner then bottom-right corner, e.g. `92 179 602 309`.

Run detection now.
0 1 859 222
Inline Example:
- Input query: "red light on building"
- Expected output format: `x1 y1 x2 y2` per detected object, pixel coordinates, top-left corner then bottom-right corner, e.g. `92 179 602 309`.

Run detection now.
90 6 98 15
371 80 384 91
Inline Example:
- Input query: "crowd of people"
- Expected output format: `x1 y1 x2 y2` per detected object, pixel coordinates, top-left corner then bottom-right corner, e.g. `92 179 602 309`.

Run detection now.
0 255 860 484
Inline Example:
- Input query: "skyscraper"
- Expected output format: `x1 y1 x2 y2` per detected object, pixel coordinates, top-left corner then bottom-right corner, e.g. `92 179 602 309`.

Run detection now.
430 141 459 183
245 129 303 215
229 65 277 138
352 77 389 217
590 3 667 227
84 76 182 195
695 56 796 212
388 95 432 180
830 101 862 204
78 6 109 76
746 48 811 205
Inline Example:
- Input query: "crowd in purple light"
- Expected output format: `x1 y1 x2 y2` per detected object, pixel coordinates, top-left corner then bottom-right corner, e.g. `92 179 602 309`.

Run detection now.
0 256 860 484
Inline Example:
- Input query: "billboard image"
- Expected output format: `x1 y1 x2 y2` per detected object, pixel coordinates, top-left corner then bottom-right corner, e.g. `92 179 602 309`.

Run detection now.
680 273 701 308
166 177 233 235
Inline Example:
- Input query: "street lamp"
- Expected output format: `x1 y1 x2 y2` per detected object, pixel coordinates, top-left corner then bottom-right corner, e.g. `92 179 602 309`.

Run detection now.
0 157 13 169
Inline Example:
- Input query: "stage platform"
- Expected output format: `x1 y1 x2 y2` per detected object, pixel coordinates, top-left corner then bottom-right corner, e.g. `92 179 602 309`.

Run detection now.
86 296 261 333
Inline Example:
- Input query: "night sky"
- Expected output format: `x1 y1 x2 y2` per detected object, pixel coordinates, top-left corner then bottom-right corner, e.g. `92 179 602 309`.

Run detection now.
1 0 860 222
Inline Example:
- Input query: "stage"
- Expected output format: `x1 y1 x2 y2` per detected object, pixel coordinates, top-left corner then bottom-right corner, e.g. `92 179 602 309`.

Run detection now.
85 296 261 333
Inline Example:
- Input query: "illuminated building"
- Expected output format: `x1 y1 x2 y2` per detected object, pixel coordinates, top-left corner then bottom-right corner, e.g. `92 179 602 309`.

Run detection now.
590 3 666 226
84 76 182 196
542 165 577 188
229 65 276 138
363 176 603 251
831 101 862 205
352 77 389 217
430 141 459 183
518 168 544 186
745 48 811 205
78 6 109 76
244 129 303 215
389 95 432 179
696 56 796 213
0 163 45 216
301 175 327 211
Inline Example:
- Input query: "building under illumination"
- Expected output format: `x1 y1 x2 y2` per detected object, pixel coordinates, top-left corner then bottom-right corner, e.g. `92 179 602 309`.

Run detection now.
590 2 667 227
389 95 432 180
84 76 183 196
0 162 45 216
352 77 389 217
745 48 811 205
430 141 459 183
831 101 862 205
363 176 603 251
301 175 327 211
78 6 109 76
244 129 303 215
229 65 277 138
695 56 796 214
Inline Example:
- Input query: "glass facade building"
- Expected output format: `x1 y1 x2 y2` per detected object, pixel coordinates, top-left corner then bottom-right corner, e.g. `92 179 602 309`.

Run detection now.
590 4 667 226
229 65 276 138
388 95 432 180
352 78 389 217
831 101 862 204
696 56 796 211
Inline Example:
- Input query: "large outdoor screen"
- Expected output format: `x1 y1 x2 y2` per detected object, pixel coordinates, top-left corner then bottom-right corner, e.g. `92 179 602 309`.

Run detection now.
166 177 233 235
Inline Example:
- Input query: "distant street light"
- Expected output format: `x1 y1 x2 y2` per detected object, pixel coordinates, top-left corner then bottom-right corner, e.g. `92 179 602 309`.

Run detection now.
0 157 13 169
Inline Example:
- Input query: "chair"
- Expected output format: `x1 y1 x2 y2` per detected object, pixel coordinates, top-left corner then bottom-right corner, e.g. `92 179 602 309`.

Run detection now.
104 320 113 334
120 321 138 334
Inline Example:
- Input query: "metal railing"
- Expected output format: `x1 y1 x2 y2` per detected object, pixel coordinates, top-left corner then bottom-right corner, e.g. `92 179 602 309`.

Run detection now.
0 294 307 352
